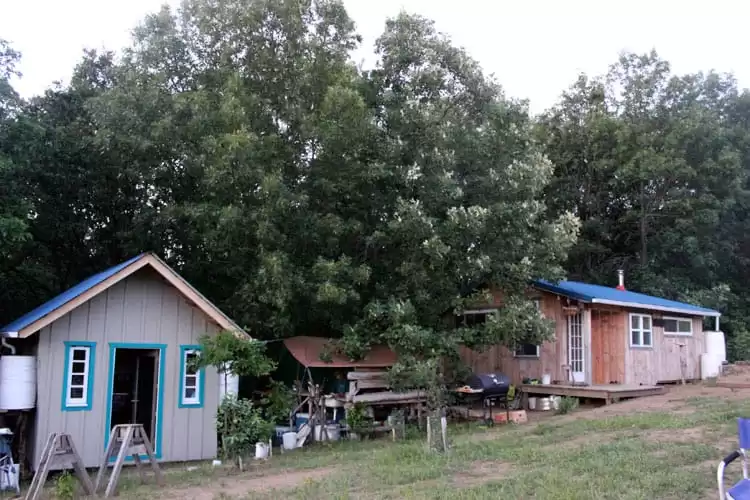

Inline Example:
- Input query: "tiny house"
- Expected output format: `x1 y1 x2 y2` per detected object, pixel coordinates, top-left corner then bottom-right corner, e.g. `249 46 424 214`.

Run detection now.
458 275 721 386
0 253 246 470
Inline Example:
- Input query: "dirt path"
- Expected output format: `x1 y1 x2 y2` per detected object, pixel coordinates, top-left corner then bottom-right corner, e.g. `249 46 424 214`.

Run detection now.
158 467 335 499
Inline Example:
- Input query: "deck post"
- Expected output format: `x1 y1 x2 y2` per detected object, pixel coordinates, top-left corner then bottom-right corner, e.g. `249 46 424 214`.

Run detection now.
583 308 592 385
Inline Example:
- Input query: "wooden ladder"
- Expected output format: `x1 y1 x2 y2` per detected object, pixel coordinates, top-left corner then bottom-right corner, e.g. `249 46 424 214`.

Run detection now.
94 424 163 498
24 433 94 500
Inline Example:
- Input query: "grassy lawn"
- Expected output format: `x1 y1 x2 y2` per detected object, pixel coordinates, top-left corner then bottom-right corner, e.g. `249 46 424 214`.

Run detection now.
108 392 750 499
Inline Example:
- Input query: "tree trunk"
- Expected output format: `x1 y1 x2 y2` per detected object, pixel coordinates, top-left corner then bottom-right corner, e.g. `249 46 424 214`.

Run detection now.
640 181 648 267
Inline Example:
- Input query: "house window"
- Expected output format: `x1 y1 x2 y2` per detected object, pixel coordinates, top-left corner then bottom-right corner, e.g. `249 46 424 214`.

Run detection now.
179 345 204 408
62 341 96 411
455 309 497 328
630 314 653 347
663 317 693 336
515 343 540 357
515 299 542 358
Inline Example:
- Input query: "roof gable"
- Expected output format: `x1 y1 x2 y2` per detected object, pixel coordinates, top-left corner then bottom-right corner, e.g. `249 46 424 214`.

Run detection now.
533 280 720 317
1 253 248 338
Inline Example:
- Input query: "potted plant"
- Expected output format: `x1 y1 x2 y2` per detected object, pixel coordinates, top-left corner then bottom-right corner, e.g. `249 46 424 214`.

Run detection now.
345 403 368 440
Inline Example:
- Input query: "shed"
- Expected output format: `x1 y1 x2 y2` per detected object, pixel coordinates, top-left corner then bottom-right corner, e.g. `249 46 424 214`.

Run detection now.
0 253 248 470
458 275 721 387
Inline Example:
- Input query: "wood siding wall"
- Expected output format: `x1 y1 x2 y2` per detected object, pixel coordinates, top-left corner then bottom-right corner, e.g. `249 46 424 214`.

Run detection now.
624 314 705 385
34 268 221 470
458 292 571 384
590 309 626 384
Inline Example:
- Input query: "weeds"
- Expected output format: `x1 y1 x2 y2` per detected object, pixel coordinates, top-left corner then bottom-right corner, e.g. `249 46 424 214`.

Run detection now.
556 396 579 415
53 471 76 500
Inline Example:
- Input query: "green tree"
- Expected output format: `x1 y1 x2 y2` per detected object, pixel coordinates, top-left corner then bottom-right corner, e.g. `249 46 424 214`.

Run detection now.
0 40 33 323
539 51 742 296
81 2 578 398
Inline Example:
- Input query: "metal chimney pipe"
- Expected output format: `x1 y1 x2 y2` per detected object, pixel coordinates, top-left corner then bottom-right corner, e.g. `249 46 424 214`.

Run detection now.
616 269 625 291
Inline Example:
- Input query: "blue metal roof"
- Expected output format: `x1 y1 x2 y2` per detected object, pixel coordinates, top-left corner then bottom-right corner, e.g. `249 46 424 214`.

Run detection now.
533 279 720 316
1 254 146 334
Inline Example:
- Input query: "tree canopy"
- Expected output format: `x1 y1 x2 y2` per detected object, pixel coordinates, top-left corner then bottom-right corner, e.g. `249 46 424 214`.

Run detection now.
3 0 750 374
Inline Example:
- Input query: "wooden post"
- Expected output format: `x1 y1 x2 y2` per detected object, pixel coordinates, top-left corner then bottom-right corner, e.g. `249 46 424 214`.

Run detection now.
426 416 432 449
440 416 448 451
16 411 28 480
679 343 687 385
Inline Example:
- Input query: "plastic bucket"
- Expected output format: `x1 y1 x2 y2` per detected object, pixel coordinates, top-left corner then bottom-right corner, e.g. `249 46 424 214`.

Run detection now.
325 425 341 442
541 373 552 385
254 442 269 459
274 426 293 446
282 432 297 450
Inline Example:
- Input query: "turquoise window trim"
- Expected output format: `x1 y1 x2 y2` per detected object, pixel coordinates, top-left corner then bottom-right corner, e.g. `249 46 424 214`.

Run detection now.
104 343 167 462
178 345 205 409
61 341 96 412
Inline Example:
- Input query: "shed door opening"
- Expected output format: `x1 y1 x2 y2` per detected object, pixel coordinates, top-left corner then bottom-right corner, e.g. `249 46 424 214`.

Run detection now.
110 348 159 443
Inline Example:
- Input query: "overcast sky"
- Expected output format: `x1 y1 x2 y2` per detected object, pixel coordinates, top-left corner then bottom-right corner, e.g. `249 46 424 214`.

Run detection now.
1 0 747 113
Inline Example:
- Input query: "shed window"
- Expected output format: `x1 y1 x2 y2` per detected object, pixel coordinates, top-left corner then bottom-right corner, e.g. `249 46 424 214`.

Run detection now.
62 342 96 411
515 299 542 358
630 314 653 347
179 346 204 408
663 317 693 336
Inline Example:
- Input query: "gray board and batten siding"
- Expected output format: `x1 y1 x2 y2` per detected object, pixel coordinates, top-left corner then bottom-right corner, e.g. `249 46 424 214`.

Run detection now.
34 267 220 469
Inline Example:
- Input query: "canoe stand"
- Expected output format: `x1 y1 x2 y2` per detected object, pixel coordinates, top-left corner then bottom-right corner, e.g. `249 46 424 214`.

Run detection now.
95 424 163 497
25 433 94 500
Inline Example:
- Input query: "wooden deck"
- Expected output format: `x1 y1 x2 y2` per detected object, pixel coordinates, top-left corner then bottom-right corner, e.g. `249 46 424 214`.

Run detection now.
520 383 666 404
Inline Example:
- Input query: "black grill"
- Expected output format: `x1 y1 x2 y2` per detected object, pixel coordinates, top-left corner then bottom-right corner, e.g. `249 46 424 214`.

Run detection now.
457 372 514 425
466 372 511 397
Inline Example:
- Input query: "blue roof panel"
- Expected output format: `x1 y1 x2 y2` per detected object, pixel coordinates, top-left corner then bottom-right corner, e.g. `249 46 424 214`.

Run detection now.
533 279 720 316
1 254 146 334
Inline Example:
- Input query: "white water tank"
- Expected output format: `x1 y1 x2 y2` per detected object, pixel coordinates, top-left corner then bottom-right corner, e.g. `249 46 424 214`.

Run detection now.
0 355 37 410
705 330 727 363
701 353 721 380
218 370 239 399
703 331 727 380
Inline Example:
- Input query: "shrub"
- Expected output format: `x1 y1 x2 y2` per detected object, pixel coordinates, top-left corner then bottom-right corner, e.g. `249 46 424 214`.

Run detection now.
556 396 579 415
216 394 274 460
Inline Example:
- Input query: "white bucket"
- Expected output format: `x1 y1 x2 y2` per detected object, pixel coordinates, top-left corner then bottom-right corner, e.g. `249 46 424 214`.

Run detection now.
282 432 297 450
541 373 552 385
551 396 561 410
528 397 537 410
314 424 341 442
326 425 341 442
254 442 269 459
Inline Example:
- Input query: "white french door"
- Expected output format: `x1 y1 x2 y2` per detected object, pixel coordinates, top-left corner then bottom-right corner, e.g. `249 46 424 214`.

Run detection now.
568 312 585 383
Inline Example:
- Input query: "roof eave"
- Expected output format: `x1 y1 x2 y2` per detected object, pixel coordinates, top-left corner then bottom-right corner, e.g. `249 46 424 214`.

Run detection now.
0 331 18 338
532 281 594 303
590 298 721 317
